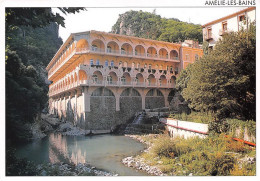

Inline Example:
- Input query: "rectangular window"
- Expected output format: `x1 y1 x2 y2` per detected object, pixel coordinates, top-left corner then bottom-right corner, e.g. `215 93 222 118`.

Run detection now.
239 15 245 22
222 22 227 31
207 28 212 38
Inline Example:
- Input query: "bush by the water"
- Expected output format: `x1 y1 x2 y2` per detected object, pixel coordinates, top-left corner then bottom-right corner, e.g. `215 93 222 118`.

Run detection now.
141 134 255 176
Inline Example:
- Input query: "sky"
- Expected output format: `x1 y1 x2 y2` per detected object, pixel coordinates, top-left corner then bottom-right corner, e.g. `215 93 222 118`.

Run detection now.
55 7 247 41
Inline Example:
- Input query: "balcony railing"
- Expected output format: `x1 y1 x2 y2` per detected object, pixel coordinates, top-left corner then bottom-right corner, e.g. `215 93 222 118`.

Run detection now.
159 55 168 59
219 29 230 36
49 47 180 79
49 79 175 97
204 33 213 41
171 57 179 60
91 47 105 52
147 53 158 58
135 52 146 57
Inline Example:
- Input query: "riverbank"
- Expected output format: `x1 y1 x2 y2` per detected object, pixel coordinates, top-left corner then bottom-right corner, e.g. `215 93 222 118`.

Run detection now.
123 134 166 176
123 133 256 176
36 162 117 176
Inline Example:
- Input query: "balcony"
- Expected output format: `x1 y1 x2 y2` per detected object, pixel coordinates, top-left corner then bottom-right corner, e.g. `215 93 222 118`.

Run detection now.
219 29 230 36
49 79 174 97
48 47 180 80
48 64 177 97
204 33 213 41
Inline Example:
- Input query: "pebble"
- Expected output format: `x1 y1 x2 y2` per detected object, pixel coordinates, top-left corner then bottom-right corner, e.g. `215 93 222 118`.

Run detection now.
36 162 117 176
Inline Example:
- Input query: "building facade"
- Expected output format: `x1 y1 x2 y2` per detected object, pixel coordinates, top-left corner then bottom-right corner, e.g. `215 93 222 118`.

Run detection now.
46 30 203 132
202 7 255 49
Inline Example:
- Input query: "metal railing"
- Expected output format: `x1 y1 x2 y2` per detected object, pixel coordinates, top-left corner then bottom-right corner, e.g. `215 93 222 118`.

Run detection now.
147 53 158 58
49 80 175 96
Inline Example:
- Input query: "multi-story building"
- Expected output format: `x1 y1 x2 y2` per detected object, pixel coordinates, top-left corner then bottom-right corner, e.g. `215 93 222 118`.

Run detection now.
202 7 255 49
46 30 203 132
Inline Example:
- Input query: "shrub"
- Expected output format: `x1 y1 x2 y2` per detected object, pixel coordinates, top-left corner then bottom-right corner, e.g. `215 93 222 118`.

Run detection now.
173 111 213 124
225 137 252 153
209 152 235 176
230 163 256 176
152 136 176 158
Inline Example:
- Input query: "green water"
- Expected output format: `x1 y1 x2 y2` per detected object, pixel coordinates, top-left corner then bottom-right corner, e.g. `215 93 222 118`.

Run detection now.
15 133 148 176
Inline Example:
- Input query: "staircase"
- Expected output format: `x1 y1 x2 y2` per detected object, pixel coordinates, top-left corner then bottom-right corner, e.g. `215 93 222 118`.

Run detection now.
124 112 165 134
132 113 145 124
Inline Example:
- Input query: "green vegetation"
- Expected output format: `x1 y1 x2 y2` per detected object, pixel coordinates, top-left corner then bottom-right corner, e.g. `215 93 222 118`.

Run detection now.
111 10 202 43
6 8 85 143
138 134 255 176
169 111 213 124
176 24 256 121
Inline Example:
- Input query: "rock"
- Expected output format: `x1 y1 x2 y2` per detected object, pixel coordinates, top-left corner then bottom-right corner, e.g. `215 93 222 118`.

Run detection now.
30 122 46 139
41 170 47 176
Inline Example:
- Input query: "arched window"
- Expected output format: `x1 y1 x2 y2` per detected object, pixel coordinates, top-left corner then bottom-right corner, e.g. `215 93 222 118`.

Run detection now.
167 65 169 71
148 64 152 70
105 60 109 67
121 76 126 84
137 62 140 69
170 66 173 71
144 63 147 69
107 46 111 53
121 48 126 54
111 60 114 67
136 77 139 83
147 78 151 86
90 59 94 65
132 62 135 68
93 75 98 83
96 59 100 65
107 75 112 84
119 61 122 67
92 45 97 51
155 64 159 69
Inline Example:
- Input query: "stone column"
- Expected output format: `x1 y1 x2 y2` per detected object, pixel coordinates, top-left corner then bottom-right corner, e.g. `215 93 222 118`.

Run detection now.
82 87 91 113
59 96 62 117
104 76 107 87
64 95 66 116
141 94 145 110
115 95 120 111
75 90 77 112
118 77 121 87
164 96 169 107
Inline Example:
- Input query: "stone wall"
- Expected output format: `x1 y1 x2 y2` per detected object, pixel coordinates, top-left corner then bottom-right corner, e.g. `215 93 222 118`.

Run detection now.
145 97 165 109
119 97 142 123
85 97 116 130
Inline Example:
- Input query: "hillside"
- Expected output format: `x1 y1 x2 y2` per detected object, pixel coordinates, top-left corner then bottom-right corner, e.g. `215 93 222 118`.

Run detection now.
6 21 63 142
111 10 203 43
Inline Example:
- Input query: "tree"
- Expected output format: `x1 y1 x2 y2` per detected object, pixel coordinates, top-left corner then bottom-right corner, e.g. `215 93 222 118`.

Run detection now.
178 24 255 120
5 8 85 143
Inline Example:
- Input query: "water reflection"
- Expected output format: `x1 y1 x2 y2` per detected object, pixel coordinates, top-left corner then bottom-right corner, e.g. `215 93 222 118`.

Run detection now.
49 134 86 165
16 133 148 176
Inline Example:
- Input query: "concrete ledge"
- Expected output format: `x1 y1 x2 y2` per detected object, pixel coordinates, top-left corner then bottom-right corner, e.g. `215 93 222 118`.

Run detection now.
91 130 111 134
160 118 209 139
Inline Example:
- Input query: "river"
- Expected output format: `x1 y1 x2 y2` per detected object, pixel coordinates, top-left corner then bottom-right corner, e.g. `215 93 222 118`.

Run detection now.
15 133 148 176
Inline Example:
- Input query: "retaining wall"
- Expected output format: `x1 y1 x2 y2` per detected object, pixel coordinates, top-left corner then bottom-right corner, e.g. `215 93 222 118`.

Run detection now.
160 118 208 139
